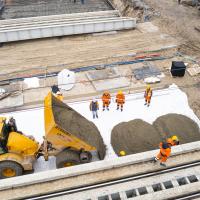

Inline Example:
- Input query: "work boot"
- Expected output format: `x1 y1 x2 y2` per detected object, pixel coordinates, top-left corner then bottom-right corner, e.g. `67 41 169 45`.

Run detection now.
103 108 105 111
160 162 166 167
96 114 98 118
121 108 123 112
117 106 119 110
153 157 158 163
147 104 150 107
107 107 109 111
144 102 147 105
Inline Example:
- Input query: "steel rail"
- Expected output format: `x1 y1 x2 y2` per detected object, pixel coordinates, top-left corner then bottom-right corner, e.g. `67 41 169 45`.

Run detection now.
25 160 200 200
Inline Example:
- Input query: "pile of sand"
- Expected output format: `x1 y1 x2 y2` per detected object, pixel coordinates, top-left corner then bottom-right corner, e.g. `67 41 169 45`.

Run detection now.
111 114 200 156
111 119 161 156
52 95 106 159
153 114 200 144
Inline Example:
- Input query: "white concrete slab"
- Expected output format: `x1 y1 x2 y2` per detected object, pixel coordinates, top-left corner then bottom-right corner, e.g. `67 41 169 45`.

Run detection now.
0 93 24 109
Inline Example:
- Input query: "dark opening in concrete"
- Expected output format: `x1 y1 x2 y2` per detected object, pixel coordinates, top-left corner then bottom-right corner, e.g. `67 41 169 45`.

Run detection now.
126 189 137 198
152 183 162 192
177 177 188 186
98 195 109 200
111 192 121 200
138 187 148 195
163 181 174 189
188 175 199 183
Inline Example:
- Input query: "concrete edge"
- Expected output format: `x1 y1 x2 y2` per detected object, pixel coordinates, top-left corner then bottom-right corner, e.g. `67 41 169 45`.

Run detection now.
0 141 200 190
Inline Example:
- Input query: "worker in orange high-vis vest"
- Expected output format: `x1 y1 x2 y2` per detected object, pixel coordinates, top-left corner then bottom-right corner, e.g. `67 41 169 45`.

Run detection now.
116 90 125 111
154 135 179 167
144 85 153 107
102 91 111 111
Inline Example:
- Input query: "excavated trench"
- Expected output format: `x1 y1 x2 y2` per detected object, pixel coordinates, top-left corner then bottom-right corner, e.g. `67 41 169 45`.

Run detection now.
111 114 200 156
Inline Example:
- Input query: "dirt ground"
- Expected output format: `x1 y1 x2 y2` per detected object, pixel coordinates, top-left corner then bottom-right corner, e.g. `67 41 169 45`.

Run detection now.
52 94 106 159
111 114 200 155
0 0 200 156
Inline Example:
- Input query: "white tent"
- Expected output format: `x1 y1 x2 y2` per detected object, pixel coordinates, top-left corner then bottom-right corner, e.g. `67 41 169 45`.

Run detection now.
57 69 75 91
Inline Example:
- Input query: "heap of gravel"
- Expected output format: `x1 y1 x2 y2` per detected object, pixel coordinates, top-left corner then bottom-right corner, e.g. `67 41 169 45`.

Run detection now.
111 119 161 156
51 94 106 160
111 114 200 156
153 114 200 144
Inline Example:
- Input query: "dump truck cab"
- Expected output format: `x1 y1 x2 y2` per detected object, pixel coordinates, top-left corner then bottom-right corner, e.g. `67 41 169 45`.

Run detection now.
0 117 39 178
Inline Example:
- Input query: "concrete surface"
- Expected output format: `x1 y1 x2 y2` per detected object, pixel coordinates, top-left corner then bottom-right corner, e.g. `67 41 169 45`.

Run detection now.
0 141 200 200
0 93 23 109
86 67 130 91
51 166 200 200
1 0 113 19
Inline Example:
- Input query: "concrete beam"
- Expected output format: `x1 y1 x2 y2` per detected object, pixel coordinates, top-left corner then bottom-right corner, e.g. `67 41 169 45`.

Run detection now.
0 11 136 43
0 141 200 199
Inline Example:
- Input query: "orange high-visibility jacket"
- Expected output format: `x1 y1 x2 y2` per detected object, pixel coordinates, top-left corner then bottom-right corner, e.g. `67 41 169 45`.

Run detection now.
102 93 111 103
116 93 125 104
159 142 171 157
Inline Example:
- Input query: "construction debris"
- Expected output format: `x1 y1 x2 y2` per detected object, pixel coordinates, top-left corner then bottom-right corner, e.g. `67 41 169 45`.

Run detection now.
187 64 200 76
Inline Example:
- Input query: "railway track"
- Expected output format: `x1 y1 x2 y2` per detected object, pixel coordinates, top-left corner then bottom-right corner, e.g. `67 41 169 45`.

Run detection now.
25 160 200 200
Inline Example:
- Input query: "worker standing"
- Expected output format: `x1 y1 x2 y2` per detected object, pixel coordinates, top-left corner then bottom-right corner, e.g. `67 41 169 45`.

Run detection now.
90 98 99 119
154 135 179 167
102 91 111 111
144 85 153 107
116 90 125 111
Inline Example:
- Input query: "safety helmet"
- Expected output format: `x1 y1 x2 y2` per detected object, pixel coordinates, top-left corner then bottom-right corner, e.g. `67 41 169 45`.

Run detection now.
56 91 62 95
118 90 122 94
119 150 126 156
171 135 179 141
92 97 97 102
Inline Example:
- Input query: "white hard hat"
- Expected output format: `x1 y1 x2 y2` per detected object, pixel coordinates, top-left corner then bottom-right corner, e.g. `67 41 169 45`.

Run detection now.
56 91 61 95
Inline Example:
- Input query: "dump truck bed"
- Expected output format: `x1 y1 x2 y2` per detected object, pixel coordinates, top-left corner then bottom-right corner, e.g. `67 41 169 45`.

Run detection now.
45 93 106 160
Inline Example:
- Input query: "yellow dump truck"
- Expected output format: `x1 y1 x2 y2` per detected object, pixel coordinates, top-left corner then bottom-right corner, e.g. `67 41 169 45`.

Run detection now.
0 92 102 179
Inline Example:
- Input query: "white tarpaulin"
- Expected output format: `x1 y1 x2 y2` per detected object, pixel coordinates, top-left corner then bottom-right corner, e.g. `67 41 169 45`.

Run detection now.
24 77 40 88
57 69 75 91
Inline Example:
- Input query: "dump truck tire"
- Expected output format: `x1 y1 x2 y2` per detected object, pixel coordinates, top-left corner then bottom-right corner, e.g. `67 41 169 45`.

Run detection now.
79 151 92 163
0 161 23 179
56 150 81 168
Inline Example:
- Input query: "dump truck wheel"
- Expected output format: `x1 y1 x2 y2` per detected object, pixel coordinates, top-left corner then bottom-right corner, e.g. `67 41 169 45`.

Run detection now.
0 161 23 179
79 151 92 163
56 150 81 168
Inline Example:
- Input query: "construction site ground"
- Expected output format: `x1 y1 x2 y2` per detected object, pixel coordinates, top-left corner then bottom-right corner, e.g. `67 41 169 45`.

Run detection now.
0 0 199 118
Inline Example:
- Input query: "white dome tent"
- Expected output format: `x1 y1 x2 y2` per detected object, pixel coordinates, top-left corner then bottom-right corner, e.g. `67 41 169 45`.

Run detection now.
57 69 75 91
